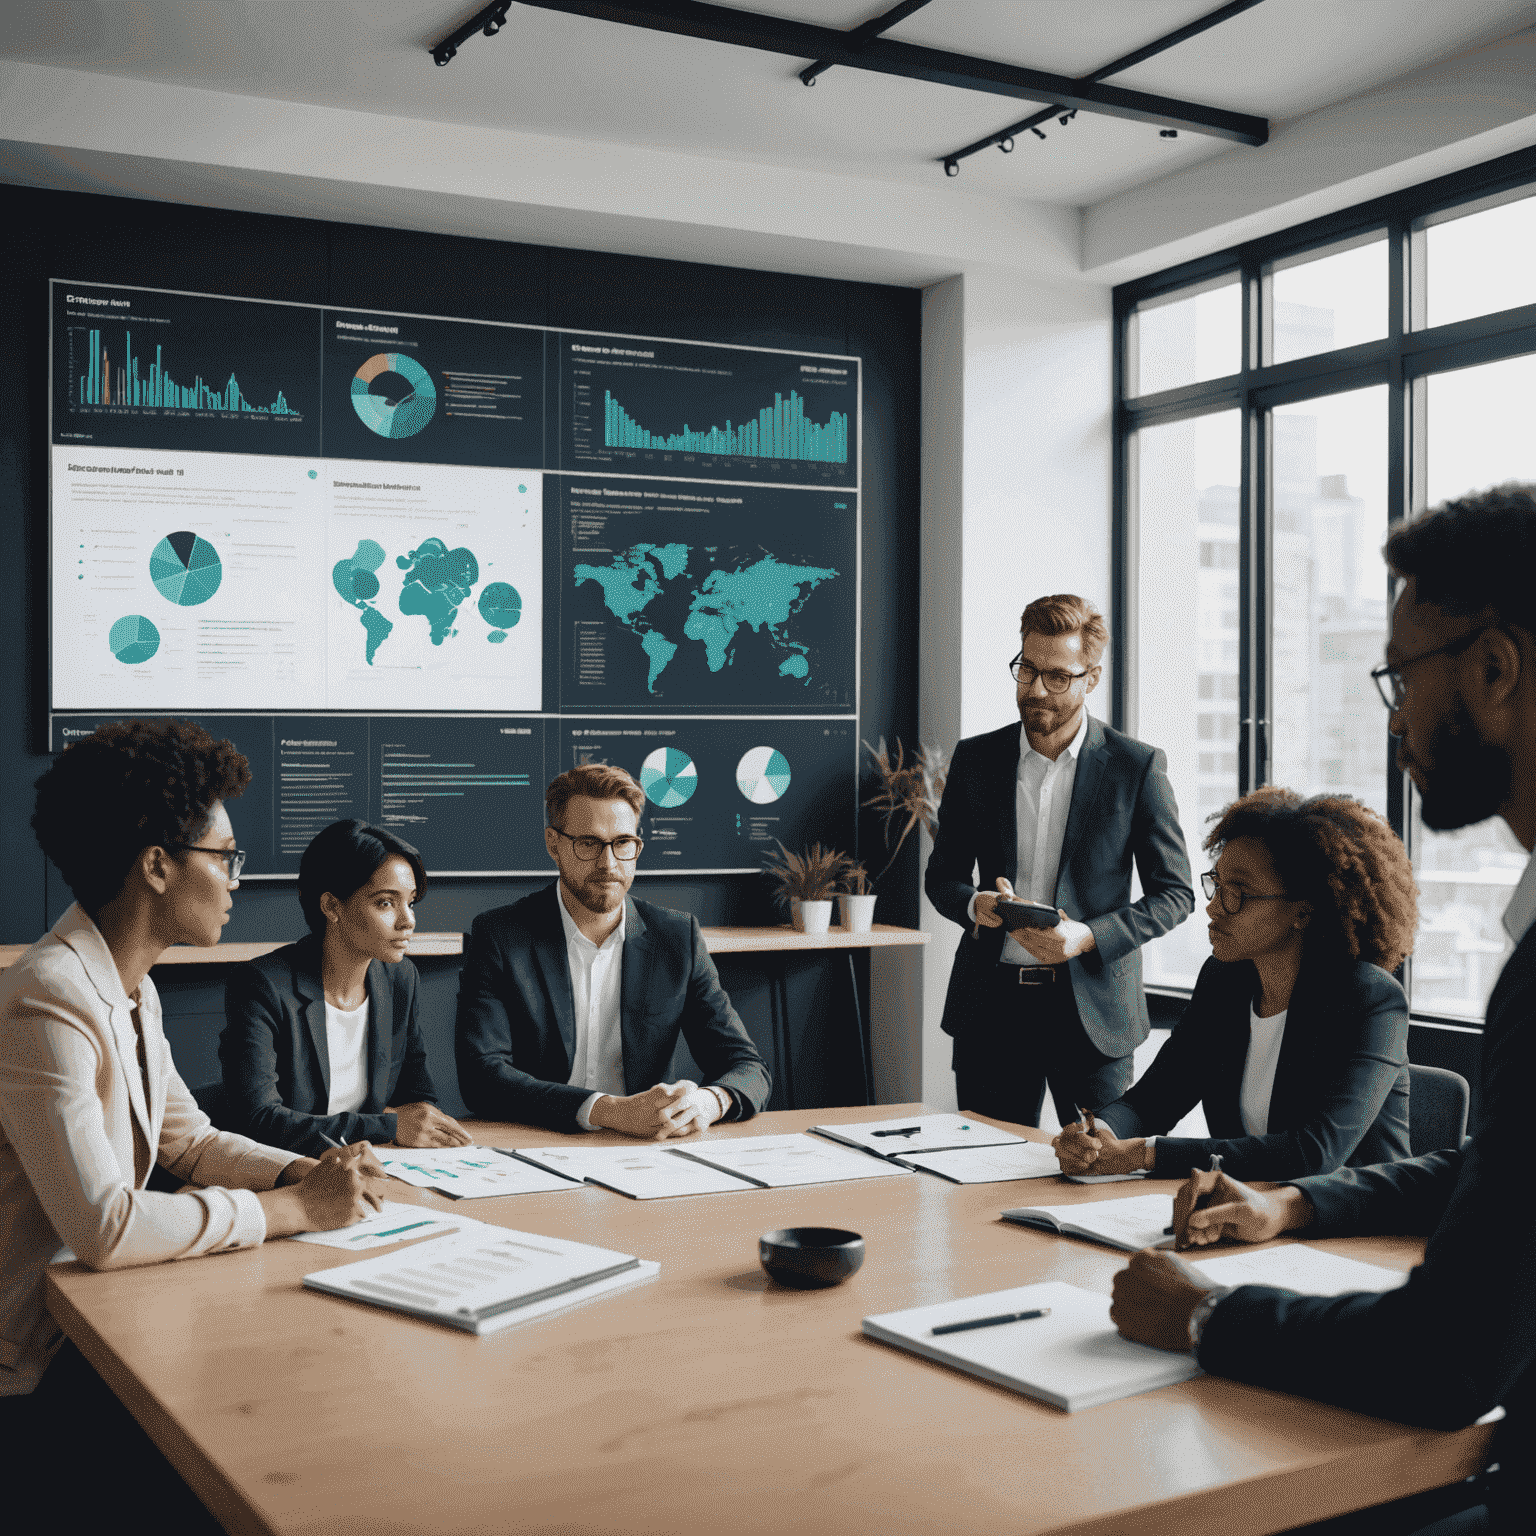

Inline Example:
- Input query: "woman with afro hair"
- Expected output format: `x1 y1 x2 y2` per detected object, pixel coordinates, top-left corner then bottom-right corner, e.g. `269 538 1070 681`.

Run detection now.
1054 786 1419 1182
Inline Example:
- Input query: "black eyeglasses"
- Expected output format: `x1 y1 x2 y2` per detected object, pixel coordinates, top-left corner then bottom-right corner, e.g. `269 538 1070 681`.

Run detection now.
173 844 246 880
1369 627 1492 711
551 829 643 862
1201 871 1292 916
1009 654 1094 693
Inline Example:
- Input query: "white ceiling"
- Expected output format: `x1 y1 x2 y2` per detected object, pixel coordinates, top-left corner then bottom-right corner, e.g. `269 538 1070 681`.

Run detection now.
3 0 1535 207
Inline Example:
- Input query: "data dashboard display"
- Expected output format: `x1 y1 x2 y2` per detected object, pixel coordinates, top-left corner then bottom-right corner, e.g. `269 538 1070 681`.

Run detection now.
49 280 860 876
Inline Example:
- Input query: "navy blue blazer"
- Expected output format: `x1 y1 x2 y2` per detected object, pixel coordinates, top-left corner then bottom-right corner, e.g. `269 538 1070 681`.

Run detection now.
925 716 1194 1058
1094 954 1410 1180
1197 920 1536 1531
454 885 771 1132
220 935 440 1155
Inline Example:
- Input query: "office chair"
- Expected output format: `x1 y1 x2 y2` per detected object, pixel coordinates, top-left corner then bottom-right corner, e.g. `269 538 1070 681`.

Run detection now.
1407 1063 1471 1156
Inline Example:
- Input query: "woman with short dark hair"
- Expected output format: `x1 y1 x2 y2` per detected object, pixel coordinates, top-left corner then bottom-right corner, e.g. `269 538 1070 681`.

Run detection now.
220 819 469 1154
1053 787 1419 1181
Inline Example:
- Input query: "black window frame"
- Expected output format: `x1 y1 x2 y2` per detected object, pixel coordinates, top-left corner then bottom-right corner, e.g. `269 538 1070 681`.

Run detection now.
1112 142 1536 1026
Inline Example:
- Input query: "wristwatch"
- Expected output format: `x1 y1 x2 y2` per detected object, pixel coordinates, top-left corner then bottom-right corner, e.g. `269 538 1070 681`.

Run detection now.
1187 1286 1232 1353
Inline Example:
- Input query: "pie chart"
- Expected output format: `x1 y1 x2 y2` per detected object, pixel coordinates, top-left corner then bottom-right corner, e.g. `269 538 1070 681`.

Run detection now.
109 614 160 665
639 747 697 808
736 746 791 804
149 531 222 606
351 352 437 439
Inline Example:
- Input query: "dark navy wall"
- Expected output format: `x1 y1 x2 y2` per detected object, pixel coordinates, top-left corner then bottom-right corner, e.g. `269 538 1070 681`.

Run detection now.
0 182 921 1113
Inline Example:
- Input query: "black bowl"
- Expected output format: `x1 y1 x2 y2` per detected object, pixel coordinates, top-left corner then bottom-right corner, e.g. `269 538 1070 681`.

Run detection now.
758 1227 865 1289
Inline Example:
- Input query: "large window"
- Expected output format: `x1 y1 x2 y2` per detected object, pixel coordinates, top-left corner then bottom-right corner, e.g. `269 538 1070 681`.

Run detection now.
1116 148 1536 1018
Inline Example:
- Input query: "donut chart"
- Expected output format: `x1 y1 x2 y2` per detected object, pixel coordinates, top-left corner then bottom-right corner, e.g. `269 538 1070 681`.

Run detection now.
351 352 437 439
149 531 222 606
109 614 160 664
735 746 791 803
639 746 698 808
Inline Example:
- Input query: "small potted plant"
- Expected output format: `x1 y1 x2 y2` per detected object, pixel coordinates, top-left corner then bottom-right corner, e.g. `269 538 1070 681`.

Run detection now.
761 842 852 935
838 863 878 934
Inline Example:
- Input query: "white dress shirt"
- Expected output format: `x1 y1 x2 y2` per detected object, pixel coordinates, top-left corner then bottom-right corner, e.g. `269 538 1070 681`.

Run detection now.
1239 1005 1288 1136
988 711 1090 963
555 885 627 1131
324 998 371 1115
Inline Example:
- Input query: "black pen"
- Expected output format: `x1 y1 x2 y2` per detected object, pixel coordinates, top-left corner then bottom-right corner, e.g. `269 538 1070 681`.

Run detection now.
933 1307 1051 1336
872 1127 923 1138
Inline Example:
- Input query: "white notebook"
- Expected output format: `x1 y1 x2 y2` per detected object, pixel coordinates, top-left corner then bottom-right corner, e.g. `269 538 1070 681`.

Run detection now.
374 1147 581 1199
672 1133 912 1188
811 1113 1026 1158
512 1145 757 1199
1000 1192 1175 1252
896 1141 1066 1184
303 1224 657 1334
863 1280 1202 1412
1191 1244 1411 1296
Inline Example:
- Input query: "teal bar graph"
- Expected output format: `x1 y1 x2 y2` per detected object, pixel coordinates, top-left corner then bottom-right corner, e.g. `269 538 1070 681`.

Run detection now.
75 327 298 415
604 388 847 464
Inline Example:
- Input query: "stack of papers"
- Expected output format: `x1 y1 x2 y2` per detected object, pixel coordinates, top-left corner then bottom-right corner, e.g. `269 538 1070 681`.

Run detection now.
810 1114 1063 1184
1000 1192 1176 1252
374 1147 581 1199
304 1225 658 1334
514 1144 757 1199
897 1141 1066 1184
863 1280 1202 1412
674 1133 912 1188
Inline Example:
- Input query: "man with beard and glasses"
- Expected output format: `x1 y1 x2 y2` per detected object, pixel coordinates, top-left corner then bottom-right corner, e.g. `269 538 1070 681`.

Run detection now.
455 764 770 1136
926 593 1194 1126
1109 485 1536 1536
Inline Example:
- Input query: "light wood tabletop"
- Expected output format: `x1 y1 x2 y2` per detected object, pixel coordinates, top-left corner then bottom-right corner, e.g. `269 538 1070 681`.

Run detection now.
45 1105 1490 1536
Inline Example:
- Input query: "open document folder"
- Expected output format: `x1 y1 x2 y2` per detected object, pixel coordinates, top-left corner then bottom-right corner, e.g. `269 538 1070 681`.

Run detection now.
304 1225 658 1334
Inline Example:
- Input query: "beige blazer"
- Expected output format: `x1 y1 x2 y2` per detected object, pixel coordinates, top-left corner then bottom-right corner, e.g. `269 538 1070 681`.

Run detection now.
0 905 300 1394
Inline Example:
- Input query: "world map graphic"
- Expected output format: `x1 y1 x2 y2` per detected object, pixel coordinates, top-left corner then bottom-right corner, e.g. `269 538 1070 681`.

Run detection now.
573 542 839 695
333 537 520 664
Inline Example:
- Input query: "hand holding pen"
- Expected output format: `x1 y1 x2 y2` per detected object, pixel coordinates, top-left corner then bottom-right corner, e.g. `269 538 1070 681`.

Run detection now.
1172 1159 1314 1249
1048 1105 1103 1173
316 1132 390 1187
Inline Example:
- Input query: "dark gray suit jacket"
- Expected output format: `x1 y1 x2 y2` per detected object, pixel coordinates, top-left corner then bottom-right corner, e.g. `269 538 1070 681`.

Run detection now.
925 716 1194 1058
454 885 771 1132
219 935 440 1155
1197 922 1536 1532
1095 954 1411 1180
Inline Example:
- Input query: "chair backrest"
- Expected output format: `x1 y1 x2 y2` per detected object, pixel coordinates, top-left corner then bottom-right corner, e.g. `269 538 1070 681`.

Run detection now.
1407 1063 1470 1156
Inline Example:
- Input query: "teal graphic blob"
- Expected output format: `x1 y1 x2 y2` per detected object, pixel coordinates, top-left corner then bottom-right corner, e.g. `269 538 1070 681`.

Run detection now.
478 581 522 631
574 544 836 695
640 746 698 808
109 614 160 665
735 746 791 804
332 538 393 664
149 531 222 606
351 352 437 439
398 538 478 645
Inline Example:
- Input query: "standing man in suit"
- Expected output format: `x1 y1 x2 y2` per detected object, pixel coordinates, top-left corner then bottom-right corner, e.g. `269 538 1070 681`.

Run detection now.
926 593 1194 1127
1110 486 1536 1536
455 763 771 1136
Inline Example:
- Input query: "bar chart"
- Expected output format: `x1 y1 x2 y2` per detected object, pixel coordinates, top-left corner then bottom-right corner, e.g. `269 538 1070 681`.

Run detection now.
70 326 300 415
604 388 848 464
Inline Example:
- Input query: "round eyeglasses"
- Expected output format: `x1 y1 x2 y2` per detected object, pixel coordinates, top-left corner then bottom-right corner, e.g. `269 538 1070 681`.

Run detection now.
1201 871 1292 916
174 844 246 881
551 829 643 862
1009 654 1093 693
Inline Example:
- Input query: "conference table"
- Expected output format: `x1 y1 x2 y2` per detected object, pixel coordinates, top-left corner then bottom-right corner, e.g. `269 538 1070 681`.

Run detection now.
45 1105 1491 1536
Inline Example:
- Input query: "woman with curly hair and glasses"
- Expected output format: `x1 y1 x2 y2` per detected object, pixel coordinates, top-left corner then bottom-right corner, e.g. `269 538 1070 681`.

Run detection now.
1053 786 1419 1182
0 721 386 1528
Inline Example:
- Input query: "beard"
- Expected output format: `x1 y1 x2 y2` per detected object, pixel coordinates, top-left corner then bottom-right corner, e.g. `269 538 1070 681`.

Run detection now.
563 868 628 915
1417 694 1513 831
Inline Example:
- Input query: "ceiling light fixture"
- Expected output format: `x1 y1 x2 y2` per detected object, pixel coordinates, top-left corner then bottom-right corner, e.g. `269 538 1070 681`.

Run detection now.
1160 128 1179 137
1030 127 1047 140
430 0 513 66
998 137 1014 153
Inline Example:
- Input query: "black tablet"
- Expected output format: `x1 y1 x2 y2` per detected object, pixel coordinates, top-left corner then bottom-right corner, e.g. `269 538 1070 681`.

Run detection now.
995 898 1060 930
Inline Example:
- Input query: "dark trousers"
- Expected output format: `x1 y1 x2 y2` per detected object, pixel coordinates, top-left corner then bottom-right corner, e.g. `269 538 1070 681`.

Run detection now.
0 1340 226 1534
951 965 1134 1129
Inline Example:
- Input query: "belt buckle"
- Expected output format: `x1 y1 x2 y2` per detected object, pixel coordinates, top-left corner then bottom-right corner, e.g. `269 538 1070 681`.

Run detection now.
1017 966 1054 986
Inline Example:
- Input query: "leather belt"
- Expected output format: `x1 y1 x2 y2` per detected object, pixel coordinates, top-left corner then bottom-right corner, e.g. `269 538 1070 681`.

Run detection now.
1001 965 1058 985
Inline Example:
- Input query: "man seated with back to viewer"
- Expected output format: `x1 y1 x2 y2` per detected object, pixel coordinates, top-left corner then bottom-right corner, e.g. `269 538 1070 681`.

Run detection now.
455 764 771 1136
1110 485 1536 1536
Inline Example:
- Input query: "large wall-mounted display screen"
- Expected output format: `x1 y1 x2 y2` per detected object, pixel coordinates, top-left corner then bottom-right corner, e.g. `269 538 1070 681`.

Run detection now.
49 280 860 878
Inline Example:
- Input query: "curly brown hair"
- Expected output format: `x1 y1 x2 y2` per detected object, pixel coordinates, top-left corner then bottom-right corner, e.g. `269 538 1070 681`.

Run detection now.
33 719 252 916
1203 787 1418 971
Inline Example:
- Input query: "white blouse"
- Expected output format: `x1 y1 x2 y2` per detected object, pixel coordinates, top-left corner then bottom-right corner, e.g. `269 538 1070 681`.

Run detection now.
1239 1004 1289 1136
325 998 372 1114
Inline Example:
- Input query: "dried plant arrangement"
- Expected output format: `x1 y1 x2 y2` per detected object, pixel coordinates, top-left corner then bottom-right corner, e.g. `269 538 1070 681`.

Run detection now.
861 737 948 884
761 841 854 911
842 861 874 896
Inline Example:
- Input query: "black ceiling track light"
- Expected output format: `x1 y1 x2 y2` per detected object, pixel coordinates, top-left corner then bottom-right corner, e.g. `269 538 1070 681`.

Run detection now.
430 1 1269 176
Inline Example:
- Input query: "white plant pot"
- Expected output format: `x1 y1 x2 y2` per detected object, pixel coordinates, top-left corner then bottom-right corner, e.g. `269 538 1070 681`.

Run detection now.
791 899 834 935
837 893 878 934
